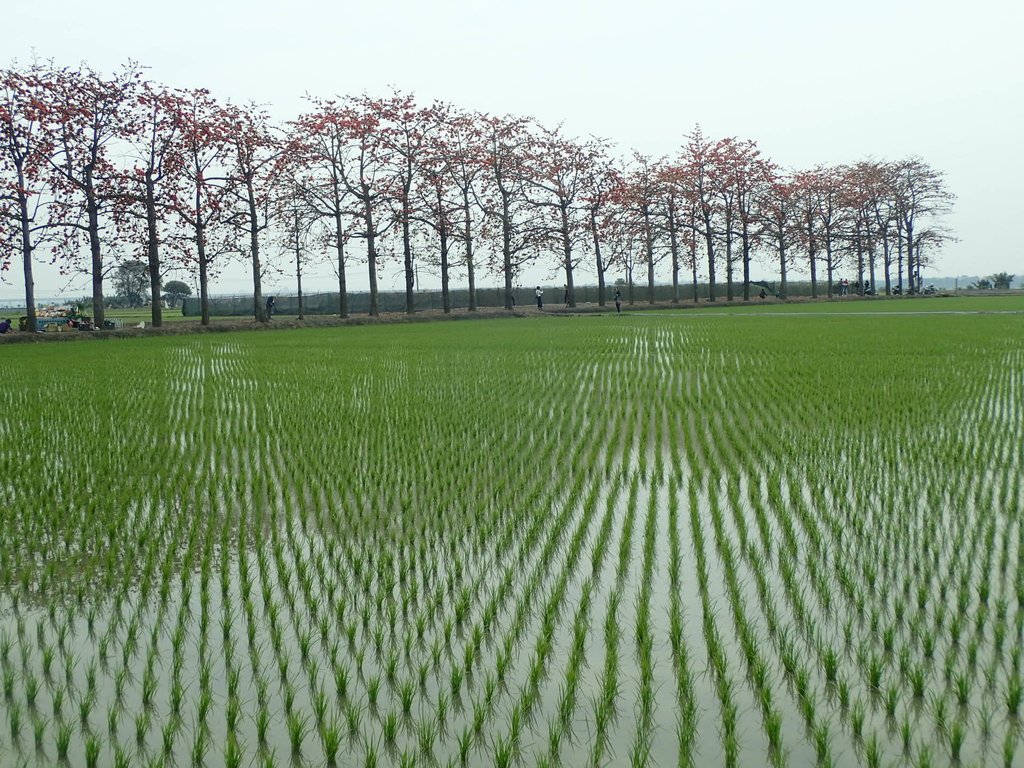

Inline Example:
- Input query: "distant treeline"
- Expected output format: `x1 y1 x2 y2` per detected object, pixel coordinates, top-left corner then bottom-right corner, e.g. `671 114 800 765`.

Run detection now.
3 61 954 333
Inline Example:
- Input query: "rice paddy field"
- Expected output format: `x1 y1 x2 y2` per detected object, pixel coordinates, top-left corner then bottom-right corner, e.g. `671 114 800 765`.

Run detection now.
0 302 1022 767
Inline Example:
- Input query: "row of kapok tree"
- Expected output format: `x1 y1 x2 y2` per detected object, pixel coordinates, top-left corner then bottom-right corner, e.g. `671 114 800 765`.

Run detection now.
1 61 954 330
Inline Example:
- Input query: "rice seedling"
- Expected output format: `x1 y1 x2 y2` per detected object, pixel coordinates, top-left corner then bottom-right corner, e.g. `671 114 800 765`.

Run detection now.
457 725 473 767
81 731 104 768
223 731 243 768
909 664 927 700
449 665 463 699
837 677 851 711
864 731 882 768
55 717 73 760
79 692 96 732
471 697 487 736
758 703 781 754
133 708 150 747
492 733 515 768
866 652 885 693
813 719 832 764
399 678 416 717
334 663 350 701
1006 676 1022 717
190 727 208 768
933 692 949 736
113 745 132 768
382 709 399 746
320 713 343 765
106 708 121 741
29 712 47 753
158 720 177 761
948 718 966 762
885 682 900 719
367 674 382 709
345 699 363 740
435 689 449 734
851 697 866 741
366 739 382 768
255 703 270 745
417 716 438 758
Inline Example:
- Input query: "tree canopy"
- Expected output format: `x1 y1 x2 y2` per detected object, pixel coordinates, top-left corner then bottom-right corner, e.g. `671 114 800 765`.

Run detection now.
162 279 192 307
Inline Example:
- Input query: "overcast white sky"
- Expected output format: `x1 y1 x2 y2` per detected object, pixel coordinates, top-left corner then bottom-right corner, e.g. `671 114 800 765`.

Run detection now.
3 0 1022 301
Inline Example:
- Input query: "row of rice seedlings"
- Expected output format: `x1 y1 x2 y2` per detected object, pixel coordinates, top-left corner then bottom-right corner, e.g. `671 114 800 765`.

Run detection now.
665 473 698 765
707 473 801 767
545 472 627 763
687 474 746 767
480 458 615 765
624 468 662 768
696 317 1015 765
581 467 641 767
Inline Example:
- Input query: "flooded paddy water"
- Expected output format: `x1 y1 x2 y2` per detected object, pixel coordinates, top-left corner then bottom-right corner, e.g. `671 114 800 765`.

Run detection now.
0 312 1021 767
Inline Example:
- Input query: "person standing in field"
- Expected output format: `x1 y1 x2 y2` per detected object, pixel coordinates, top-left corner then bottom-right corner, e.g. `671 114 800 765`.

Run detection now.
266 295 275 318
535 286 543 310
563 284 569 307
614 289 622 314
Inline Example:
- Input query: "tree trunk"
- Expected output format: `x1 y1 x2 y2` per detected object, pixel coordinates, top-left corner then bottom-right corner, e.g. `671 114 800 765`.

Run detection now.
825 241 835 298
724 210 734 301
691 254 698 303
904 221 915 293
896 237 904 293
195 186 210 326
882 234 892 296
501 195 513 311
855 228 865 295
725 244 734 300
334 212 348 318
145 173 163 327
364 199 379 316
402 189 414 314
295 216 304 320
668 199 679 303
867 238 877 294
246 179 264 322
463 189 476 312
591 209 606 306
741 219 751 302
85 168 105 326
438 215 450 313
806 209 817 299
704 216 716 302
333 173 348 316
809 244 818 298
17 173 37 332
560 205 575 308
777 230 788 300
643 208 655 304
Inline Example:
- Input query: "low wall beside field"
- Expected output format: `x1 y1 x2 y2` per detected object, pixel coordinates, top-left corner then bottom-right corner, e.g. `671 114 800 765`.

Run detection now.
181 281 829 317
